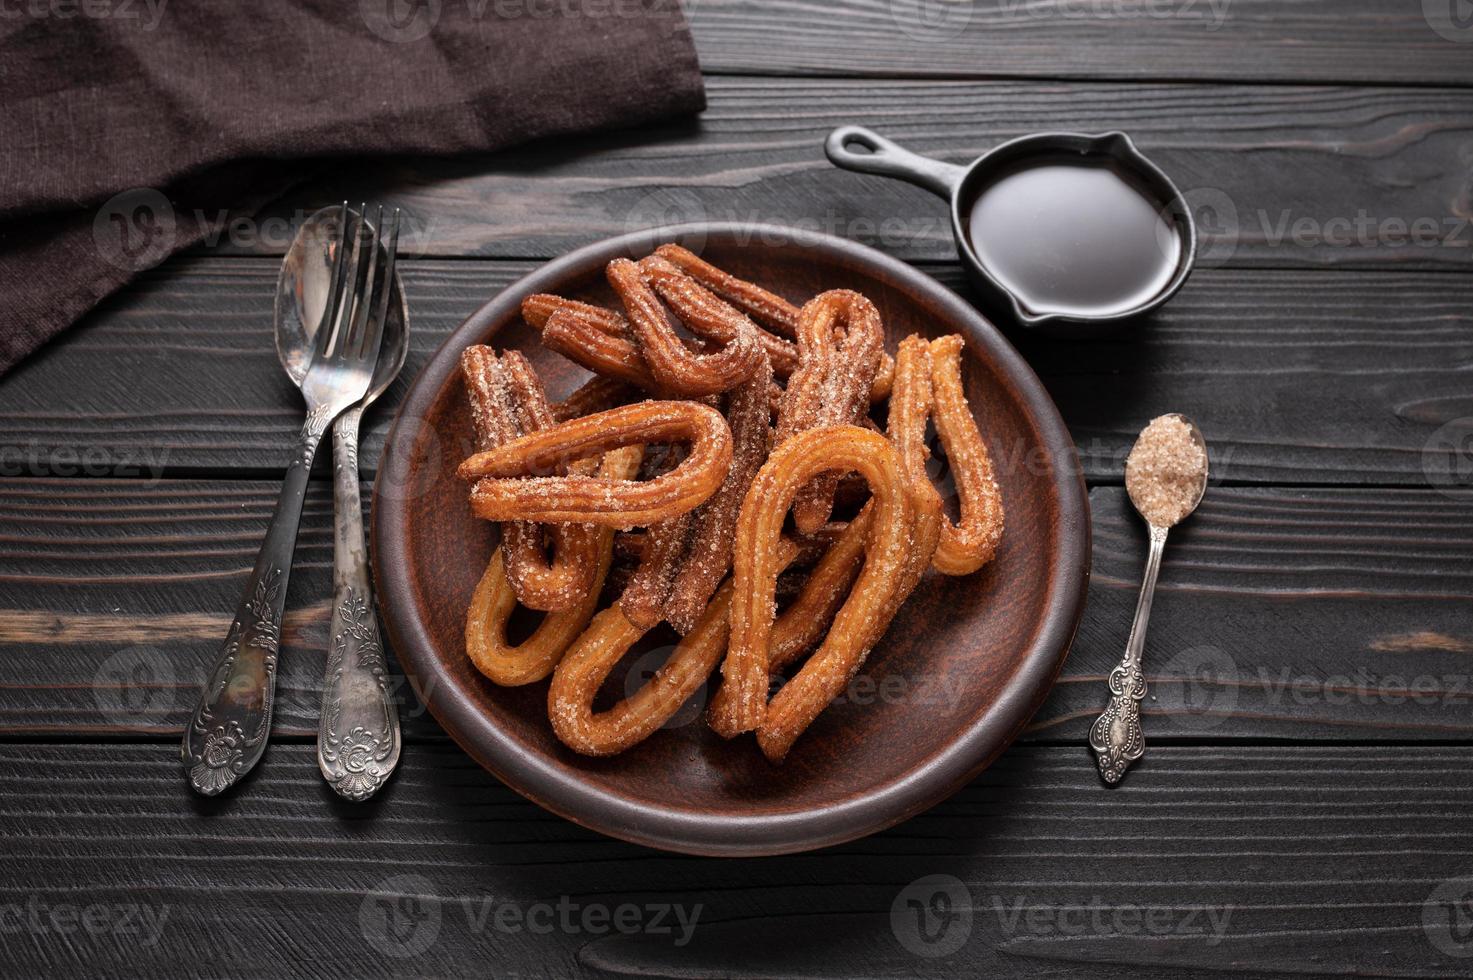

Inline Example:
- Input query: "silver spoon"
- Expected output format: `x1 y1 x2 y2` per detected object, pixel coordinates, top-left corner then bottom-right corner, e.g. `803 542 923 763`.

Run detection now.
184 204 390 796
1089 414 1208 785
275 206 409 801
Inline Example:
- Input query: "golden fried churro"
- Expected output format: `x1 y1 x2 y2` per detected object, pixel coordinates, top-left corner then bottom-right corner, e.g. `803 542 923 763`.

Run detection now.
882 335 944 613
461 251 1008 765
526 280 884 404
461 346 600 612
778 290 887 534
653 244 801 337
464 447 642 686
551 535 817 757
458 401 733 528
551 375 637 422
522 294 621 333
464 548 605 686
927 335 1004 575
638 253 799 376
549 585 734 757
709 425 914 761
663 352 774 634
619 510 695 630
607 257 764 396
540 306 660 392
652 244 894 401
767 508 870 675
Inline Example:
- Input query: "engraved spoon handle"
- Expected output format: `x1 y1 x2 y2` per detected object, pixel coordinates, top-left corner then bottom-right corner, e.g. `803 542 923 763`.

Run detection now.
182 412 329 795
1090 523 1168 784
317 405 401 801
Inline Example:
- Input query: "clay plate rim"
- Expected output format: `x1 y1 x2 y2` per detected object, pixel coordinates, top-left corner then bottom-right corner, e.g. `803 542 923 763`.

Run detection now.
371 223 1091 857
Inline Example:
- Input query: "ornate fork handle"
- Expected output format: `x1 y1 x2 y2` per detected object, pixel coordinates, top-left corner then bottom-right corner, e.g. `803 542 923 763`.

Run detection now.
183 408 333 795
317 405 402 801
1090 523 1168 785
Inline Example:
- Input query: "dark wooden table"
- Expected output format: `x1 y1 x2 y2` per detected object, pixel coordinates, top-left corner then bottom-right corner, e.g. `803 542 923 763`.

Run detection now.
4 3 1473 976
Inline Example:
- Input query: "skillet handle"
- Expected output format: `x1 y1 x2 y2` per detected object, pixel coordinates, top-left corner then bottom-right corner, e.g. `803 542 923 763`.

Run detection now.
825 126 968 199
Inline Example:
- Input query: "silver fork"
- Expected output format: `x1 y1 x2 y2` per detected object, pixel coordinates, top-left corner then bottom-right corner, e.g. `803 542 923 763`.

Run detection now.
183 203 393 796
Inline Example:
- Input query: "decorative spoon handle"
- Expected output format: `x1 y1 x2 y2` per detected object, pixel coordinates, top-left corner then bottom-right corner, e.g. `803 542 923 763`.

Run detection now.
317 405 401 801
183 409 331 795
1090 523 1168 784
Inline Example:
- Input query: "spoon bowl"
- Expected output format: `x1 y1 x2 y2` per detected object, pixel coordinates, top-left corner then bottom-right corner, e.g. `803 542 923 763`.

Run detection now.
276 205 409 405
1128 412 1209 528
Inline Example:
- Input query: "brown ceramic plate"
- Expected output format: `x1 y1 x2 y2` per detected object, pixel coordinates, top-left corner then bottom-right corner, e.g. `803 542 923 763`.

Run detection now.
372 224 1089 856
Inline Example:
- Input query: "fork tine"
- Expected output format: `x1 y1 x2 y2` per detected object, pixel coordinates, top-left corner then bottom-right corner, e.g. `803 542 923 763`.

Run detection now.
316 202 351 360
326 206 368 359
349 205 384 358
358 207 401 368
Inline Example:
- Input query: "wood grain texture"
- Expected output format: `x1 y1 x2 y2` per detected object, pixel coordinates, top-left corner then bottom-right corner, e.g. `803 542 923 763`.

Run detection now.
1050 486 1473 742
688 0 1473 86
3 258 1469 483
224 77 1473 269
0 5 1466 973
2 742 1472 978
0 479 435 742
4 480 1470 743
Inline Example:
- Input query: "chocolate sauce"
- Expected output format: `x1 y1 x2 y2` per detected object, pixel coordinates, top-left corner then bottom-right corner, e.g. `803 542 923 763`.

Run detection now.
965 154 1182 319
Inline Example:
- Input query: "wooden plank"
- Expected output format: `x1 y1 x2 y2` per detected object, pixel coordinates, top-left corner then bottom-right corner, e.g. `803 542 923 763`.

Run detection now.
1 742 1471 978
3 479 1470 742
219 77 1473 269
3 257 1469 484
0 257 530 478
0 479 440 742
688 0 1473 86
1046 486 1473 742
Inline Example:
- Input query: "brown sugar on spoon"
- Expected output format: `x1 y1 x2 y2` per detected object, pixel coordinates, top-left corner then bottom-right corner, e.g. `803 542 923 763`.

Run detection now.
1124 414 1208 528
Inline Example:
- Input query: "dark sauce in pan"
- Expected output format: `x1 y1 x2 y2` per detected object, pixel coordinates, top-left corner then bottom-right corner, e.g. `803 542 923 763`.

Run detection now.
965 154 1182 319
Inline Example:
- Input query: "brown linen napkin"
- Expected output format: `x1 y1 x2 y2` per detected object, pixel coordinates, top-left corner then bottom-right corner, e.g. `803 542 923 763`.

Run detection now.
0 0 705 375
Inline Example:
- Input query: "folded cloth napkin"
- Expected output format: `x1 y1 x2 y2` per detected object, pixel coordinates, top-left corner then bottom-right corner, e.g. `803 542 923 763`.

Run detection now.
0 0 705 375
